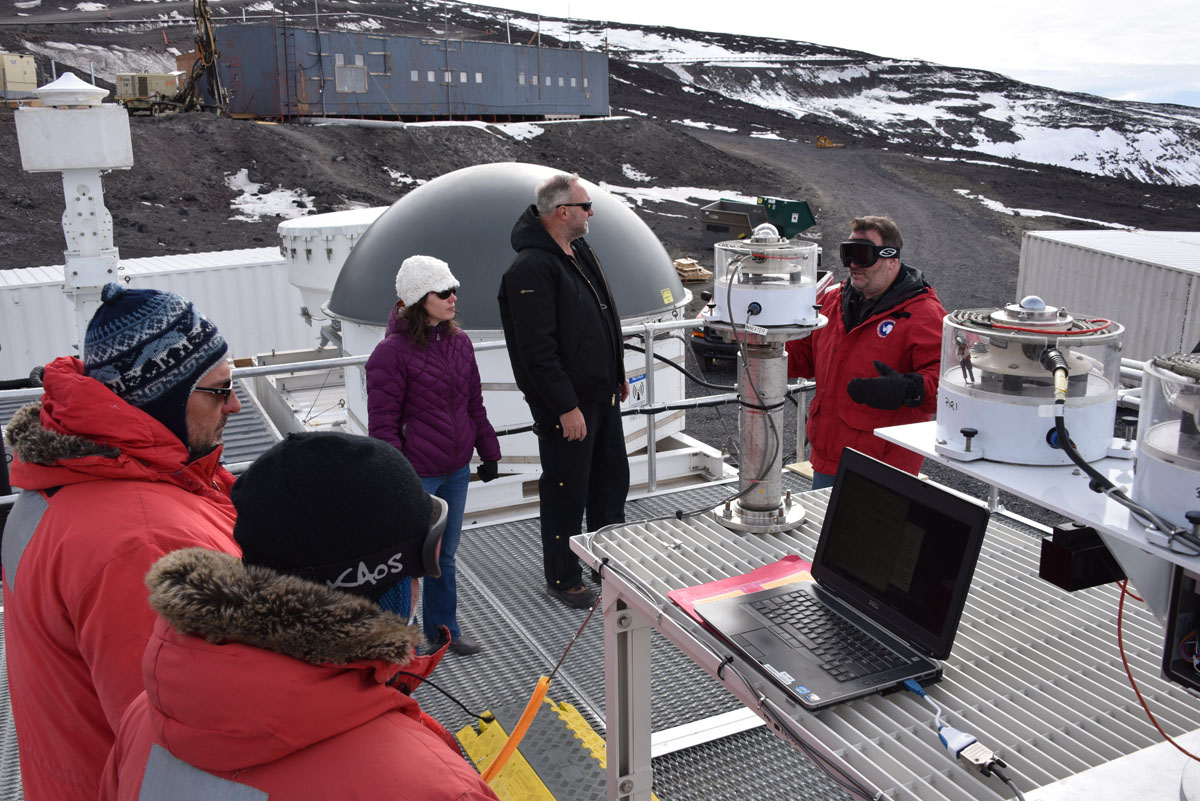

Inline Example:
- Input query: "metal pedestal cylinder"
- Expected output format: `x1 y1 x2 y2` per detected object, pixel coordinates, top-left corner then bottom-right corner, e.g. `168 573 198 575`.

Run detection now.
715 341 806 533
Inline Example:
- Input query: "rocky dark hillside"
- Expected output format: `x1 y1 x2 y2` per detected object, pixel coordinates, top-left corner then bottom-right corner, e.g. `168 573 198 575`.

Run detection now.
1 0 1199 278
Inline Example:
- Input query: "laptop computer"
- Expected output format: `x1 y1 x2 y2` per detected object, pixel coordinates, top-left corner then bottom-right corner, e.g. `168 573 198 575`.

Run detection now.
696 448 990 710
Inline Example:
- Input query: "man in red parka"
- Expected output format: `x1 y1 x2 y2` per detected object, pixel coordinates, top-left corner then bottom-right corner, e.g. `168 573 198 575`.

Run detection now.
2 282 242 800
101 432 500 801
786 216 945 488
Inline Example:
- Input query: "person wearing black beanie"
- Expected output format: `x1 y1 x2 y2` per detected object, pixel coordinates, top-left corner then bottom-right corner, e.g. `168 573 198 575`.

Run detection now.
233 431 447 604
100 432 499 801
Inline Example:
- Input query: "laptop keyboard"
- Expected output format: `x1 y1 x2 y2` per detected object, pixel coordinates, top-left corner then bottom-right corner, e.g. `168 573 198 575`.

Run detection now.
750 590 908 682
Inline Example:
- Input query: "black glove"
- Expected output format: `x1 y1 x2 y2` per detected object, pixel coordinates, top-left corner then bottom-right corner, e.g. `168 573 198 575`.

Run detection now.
846 361 924 410
476 460 499 482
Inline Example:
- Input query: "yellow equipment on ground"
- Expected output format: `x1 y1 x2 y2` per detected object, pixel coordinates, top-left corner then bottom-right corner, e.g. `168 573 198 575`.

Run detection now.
459 692 660 801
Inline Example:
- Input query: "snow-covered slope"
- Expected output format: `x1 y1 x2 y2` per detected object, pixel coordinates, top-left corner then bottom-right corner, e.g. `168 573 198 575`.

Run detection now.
526 16 1200 186
10 0 1200 186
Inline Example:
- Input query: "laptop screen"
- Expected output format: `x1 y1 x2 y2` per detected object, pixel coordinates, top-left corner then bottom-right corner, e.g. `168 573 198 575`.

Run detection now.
812 449 990 660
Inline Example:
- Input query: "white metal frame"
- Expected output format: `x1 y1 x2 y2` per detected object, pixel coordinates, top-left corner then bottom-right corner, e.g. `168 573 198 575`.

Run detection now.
572 486 1200 801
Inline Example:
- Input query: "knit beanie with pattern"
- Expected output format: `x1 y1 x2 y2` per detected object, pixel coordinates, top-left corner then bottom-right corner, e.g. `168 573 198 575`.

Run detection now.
394 255 459 307
83 282 228 445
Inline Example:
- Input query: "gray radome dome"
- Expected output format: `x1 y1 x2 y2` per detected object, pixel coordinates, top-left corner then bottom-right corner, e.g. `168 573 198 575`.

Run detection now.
327 163 685 328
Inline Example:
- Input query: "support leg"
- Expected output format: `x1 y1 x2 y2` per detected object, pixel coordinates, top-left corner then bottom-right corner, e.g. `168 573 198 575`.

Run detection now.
604 586 654 801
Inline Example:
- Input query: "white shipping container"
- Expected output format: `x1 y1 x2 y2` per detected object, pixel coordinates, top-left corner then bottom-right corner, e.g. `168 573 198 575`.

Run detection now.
0 52 37 98
1016 230 1200 361
0 248 321 380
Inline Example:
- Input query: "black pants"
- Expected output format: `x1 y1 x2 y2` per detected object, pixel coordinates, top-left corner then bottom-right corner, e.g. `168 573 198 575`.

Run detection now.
536 399 629 588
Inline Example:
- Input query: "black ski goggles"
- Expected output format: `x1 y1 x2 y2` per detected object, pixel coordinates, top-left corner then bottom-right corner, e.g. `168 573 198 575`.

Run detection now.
839 239 900 269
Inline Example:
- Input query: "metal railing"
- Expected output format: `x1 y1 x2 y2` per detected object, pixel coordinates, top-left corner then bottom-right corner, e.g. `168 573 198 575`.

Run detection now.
0 317 742 505
0 339 1153 510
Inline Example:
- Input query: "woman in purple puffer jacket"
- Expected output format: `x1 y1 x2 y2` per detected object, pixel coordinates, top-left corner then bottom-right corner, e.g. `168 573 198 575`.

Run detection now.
366 255 501 656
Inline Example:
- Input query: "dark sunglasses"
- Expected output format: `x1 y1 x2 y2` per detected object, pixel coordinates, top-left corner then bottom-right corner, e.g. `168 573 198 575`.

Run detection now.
558 201 593 212
193 381 234 400
839 239 900 269
434 288 457 300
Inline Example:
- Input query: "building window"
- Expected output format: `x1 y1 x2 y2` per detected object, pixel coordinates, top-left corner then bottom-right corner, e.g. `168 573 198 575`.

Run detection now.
475 72 483 83
544 75 551 86
459 72 467 83
531 74 537 85
518 72 525 85
410 70 419 81
334 64 367 94
442 71 451 83
571 77 577 87
368 52 389 75
427 71 435 82
584 77 589 88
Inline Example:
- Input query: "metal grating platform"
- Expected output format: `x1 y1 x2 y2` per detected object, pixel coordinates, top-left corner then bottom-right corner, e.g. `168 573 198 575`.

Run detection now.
576 489 1200 801
420 472 852 800
3 470 1191 801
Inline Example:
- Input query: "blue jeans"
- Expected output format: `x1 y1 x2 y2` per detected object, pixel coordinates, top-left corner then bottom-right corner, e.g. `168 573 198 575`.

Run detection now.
377 464 470 642
810 470 836 491
419 464 470 641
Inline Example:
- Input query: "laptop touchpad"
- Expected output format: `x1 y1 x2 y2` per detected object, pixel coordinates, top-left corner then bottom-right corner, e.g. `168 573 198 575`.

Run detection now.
737 628 814 663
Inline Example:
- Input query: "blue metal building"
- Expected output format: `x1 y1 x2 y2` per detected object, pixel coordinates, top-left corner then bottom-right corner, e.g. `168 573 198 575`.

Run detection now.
216 23 609 120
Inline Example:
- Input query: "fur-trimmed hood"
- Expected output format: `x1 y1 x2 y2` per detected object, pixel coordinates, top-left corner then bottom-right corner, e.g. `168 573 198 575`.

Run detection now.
147 548 423 666
134 549 448 774
5 401 118 465
5 356 230 497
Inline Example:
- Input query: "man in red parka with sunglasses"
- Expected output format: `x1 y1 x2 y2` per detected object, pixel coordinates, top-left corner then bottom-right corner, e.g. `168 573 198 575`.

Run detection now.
786 215 946 488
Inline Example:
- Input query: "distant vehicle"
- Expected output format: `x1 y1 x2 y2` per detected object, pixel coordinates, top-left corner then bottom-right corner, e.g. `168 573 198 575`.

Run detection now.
114 1 228 116
690 291 737 365
115 72 185 116
699 196 816 247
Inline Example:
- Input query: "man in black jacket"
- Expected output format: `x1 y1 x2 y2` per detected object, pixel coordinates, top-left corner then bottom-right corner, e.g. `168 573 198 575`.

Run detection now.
498 173 629 609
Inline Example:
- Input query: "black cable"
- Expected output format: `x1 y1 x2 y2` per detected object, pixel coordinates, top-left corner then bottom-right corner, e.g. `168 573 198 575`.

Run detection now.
624 341 736 392
989 765 1027 801
1042 350 1198 551
717 252 782 498
717 656 733 680
548 593 603 681
493 395 748 437
624 340 734 390
391 670 488 722
1053 404 1200 549
728 665 883 801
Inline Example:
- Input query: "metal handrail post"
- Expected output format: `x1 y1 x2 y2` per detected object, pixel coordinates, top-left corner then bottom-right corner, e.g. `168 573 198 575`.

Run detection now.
642 323 658 492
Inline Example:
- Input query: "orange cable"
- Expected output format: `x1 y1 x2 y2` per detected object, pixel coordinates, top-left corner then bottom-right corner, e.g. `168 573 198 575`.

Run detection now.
480 675 551 784
480 594 603 784
989 318 1112 335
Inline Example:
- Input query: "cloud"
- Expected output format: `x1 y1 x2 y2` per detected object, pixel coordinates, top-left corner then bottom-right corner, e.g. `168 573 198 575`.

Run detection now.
1007 63 1200 106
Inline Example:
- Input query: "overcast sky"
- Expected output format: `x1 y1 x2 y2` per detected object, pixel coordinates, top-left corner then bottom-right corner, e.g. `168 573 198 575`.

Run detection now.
470 0 1200 107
